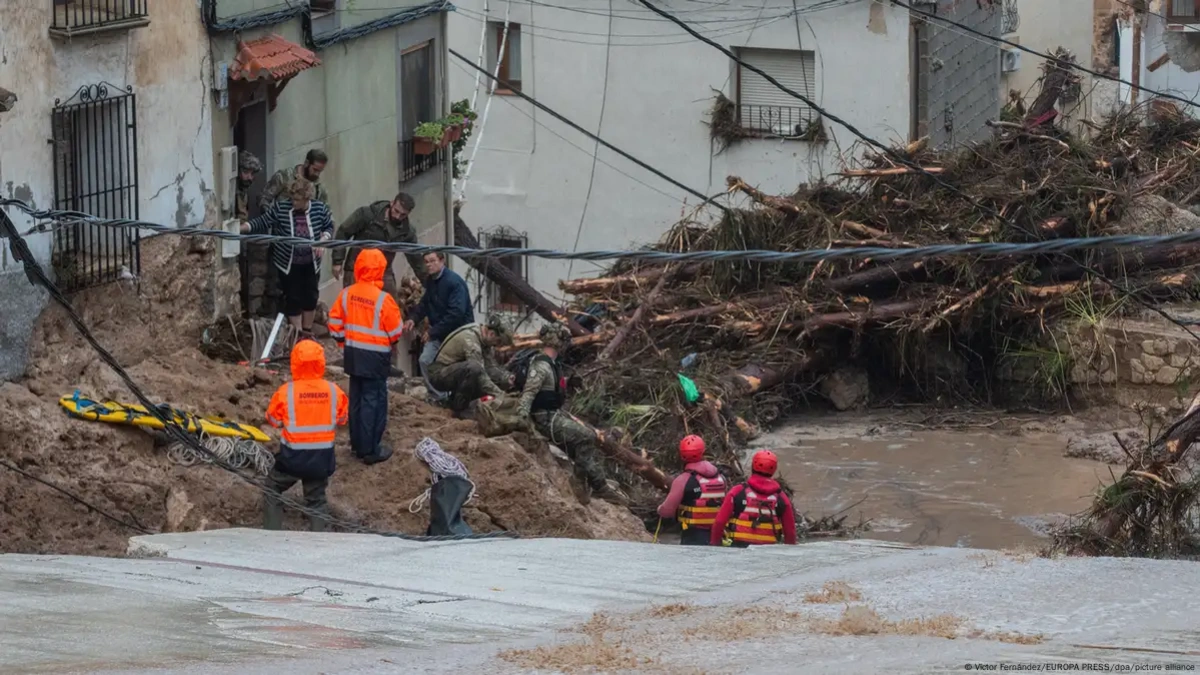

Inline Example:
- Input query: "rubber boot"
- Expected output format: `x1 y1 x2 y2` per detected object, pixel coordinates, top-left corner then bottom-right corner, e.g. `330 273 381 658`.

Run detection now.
309 508 330 532
363 446 393 465
263 495 284 530
592 483 630 507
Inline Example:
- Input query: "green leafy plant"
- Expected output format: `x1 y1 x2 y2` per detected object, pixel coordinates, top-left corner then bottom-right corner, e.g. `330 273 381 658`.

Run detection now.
414 121 445 143
449 98 479 179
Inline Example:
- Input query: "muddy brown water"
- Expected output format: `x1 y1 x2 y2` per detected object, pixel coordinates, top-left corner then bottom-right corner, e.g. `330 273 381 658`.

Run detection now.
762 419 1113 550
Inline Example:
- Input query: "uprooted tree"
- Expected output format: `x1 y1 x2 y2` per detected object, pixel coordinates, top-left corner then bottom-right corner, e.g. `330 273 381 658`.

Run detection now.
491 93 1200 536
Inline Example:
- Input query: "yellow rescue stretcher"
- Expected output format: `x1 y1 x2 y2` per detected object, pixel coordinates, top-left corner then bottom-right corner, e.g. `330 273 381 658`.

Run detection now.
59 390 270 443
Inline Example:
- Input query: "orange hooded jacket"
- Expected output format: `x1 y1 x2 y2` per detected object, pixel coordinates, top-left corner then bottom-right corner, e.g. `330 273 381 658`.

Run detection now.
265 339 349 478
327 249 403 378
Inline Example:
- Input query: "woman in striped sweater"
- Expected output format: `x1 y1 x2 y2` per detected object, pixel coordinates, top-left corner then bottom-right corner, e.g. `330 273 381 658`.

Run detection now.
241 178 334 337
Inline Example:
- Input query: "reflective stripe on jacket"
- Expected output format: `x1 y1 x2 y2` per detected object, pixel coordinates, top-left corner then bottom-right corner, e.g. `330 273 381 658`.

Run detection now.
269 380 340 450
677 471 728 530
727 485 784 545
329 287 403 353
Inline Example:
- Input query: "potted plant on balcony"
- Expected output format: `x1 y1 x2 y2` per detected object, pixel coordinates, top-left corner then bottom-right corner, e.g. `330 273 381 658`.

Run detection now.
413 121 446 155
442 113 466 143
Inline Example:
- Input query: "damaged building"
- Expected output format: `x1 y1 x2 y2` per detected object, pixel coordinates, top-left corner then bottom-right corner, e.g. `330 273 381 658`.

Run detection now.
0 0 457 382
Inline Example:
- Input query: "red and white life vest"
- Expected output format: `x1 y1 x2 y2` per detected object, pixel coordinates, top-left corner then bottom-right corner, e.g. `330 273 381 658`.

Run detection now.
676 471 728 530
727 485 783 545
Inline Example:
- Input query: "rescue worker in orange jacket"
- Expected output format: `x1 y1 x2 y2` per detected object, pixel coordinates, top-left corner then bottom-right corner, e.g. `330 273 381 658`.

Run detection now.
711 450 798 547
657 435 728 545
264 339 349 531
327 249 404 464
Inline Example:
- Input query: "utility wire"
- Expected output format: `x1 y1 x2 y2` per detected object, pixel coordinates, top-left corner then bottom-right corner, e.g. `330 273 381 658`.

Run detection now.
633 0 1016 233
893 0 1200 113
449 48 729 212
567 0 615 281
0 458 153 535
0 208 518 543
9 197 1200 266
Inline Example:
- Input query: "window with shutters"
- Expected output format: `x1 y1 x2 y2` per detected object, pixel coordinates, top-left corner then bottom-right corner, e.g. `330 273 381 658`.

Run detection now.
1167 0 1200 23
734 47 819 138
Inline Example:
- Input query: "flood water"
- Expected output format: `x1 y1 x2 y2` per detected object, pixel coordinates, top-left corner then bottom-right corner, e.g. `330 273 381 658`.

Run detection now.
764 419 1113 550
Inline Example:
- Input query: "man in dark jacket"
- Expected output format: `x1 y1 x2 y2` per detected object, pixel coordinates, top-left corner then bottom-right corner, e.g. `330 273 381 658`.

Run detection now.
331 192 424 295
405 251 474 399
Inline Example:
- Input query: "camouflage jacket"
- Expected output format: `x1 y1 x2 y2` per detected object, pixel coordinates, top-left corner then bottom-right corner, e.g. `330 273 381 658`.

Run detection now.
259 165 329 211
517 357 556 418
434 324 486 368
330 200 424 277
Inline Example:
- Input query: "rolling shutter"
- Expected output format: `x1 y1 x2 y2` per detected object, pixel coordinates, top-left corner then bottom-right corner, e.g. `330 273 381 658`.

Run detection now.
738 48 817 128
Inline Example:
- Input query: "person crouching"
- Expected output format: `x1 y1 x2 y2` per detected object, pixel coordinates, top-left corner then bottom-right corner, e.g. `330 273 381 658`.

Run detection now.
711 450 797 547
657 435 728 545
263 339 349 532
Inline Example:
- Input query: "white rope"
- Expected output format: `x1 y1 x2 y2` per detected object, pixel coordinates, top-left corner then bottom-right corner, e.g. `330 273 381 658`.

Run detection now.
455 0 512 202
166 431 273 475
407 436 476 513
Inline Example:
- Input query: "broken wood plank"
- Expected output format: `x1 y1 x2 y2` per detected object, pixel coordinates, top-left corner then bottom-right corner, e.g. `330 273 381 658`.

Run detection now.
838 167 945 177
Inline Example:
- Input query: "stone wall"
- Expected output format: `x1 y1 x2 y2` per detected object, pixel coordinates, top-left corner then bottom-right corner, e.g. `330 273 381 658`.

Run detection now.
998 311 1200 398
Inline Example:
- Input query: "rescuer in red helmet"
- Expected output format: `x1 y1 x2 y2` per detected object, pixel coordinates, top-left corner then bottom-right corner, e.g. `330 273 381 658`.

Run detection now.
710 449 797 547
656 435 729 545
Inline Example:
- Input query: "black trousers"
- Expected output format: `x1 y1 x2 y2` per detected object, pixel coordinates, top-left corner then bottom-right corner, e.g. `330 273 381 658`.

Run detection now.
349 376 388 458
680 527 713 546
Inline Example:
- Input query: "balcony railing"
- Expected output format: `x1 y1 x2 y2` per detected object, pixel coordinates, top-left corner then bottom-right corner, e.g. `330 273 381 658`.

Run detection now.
51 0 149 37
399 138 442 183
736 104 817 138
1002 0 1020 35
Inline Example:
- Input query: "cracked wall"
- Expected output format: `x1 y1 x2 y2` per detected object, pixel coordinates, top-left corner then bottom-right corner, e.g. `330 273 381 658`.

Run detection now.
0 0 216 381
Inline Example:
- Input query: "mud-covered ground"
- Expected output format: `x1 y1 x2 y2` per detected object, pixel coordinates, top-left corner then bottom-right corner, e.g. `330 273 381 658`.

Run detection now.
0 236 647 555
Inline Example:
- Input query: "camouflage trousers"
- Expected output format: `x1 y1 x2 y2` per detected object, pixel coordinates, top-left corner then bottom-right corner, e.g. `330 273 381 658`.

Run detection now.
532 410 608 492
427 360 504 411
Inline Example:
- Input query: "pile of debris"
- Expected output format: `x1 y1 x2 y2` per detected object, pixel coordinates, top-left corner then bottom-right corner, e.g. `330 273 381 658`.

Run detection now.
0 235 648 555
512 102 1200 526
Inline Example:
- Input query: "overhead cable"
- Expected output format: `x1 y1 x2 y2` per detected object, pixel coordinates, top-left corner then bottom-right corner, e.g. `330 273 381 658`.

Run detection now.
448 48 729 211
8 197 1200 266
0 207 518 543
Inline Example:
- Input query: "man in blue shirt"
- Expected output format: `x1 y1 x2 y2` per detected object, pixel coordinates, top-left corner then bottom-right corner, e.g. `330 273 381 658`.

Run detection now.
405 252 475 399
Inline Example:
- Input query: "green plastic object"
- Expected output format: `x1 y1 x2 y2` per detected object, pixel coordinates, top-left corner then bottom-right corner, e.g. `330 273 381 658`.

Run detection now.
676 373 700 403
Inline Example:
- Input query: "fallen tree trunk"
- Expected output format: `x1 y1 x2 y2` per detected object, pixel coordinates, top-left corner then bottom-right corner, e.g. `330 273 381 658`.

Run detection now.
598 266 673 361
648 293 786 325
559 265 700 295
455 212 588 336
727 175 802 215
576 414 670 491
826 261 928 294
728 299 926 336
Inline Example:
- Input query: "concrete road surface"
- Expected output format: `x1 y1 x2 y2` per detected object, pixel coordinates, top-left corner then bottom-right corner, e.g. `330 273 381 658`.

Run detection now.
1 530 1198 673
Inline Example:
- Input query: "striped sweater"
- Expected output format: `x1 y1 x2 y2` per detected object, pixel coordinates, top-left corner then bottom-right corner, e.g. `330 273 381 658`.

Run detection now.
247 199 336 274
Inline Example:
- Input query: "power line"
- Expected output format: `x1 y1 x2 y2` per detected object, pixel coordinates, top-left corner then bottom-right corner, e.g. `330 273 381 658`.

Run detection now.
633 0 1016 233
449 48 729 212
0 458 153 535
447 58 685 203
893 0 1200 113
567 0 615 281
10 197 1200 265
0 208 518 543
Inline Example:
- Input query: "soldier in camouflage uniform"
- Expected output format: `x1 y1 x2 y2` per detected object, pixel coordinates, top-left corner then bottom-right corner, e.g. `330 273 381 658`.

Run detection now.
426 316 513 413
516 324 629 506
235 151 262 221
330 193 423 295
260 148 329 211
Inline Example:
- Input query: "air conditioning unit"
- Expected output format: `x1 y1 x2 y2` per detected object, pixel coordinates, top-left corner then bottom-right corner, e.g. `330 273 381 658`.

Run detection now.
1001 47 1021 73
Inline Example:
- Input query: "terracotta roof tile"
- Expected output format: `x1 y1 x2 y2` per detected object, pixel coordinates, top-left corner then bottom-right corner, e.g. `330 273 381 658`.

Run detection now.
229 34 321 82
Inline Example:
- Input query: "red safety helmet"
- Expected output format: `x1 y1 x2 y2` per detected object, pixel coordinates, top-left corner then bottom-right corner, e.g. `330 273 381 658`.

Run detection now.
751 450 778 476
678 435 706 463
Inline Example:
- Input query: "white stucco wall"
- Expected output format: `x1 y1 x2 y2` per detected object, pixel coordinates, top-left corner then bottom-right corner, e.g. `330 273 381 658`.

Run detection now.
0 0 214 248
447 0 910 303
0 0 214 380
1002 0 1095 131
1140 15 1200 111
